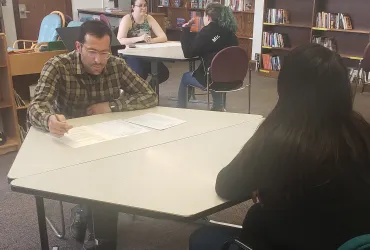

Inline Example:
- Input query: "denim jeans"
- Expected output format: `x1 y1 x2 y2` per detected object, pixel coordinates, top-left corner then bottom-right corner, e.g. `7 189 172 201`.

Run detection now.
189 225 242 250
177 72 224 109
125 56 169 84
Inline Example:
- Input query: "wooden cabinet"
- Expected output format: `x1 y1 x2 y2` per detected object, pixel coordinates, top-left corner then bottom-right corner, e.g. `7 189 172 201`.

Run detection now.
0 34 20 155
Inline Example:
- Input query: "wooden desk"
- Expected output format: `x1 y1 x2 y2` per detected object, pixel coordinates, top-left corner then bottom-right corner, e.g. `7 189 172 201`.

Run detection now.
8 50 67 76
9 107 263 250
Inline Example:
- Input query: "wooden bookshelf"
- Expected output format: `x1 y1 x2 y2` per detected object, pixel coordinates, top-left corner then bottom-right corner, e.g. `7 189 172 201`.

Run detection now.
8 50 67 136
0 34 21 155
160 0 254 57
259 0 370 79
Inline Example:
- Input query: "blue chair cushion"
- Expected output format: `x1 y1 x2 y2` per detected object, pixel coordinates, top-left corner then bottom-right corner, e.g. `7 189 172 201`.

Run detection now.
37 13 62 43
67 21 83 27
338 235 370 250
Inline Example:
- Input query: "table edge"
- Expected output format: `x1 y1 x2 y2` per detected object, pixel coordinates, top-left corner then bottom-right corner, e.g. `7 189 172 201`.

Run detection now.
10 182 242 221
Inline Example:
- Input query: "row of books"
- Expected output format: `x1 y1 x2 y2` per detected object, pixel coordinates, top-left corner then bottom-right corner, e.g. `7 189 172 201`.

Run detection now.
224 0 253 11
265 8 290 24
311 36 337 51
190 11 205 32
190 0 207 9
262 54 282 71
316 12 353 30
262 32 290 48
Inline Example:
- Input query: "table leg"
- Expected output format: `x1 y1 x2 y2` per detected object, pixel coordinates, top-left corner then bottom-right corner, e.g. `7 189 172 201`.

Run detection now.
35 196 49 250
150 61 159 97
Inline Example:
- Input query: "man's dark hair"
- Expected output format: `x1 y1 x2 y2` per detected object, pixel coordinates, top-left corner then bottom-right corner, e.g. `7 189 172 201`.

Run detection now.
78 20 112 44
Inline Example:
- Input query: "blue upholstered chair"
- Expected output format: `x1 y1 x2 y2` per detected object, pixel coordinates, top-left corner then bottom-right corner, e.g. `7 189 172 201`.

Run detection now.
9 11 65 51
222 235 370 250
338 235 370 250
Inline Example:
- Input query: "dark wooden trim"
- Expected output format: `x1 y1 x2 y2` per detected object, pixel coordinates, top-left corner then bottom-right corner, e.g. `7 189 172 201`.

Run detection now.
114 0 118 8
12 0 21 40
65 0 73 19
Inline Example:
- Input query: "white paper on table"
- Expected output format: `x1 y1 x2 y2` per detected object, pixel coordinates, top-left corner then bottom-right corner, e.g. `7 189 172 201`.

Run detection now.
88 120 150 140
125 113 186 130
54 126 107 148
133 42 181 49
53 120 150 148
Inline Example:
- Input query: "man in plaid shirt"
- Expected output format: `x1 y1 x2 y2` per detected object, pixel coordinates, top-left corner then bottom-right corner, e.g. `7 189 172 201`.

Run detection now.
28 20 158 138
27 20 158 249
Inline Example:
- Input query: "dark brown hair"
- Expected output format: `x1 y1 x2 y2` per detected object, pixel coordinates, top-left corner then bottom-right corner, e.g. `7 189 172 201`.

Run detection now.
236 43 370 200
78 20 112 44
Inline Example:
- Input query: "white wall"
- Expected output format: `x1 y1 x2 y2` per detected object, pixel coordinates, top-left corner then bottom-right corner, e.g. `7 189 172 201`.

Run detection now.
251 0 264 60
71 0 113 20
2 0 17 46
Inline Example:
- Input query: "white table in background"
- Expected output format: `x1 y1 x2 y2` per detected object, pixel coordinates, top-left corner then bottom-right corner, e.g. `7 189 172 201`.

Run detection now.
119 41 198 96
8 107 263 250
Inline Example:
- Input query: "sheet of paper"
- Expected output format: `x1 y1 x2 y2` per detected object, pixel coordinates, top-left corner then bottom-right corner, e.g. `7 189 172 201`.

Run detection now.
125 113 186 130
89 120 150 140
54 126 106 148
54 120 150 148
133 42 181 49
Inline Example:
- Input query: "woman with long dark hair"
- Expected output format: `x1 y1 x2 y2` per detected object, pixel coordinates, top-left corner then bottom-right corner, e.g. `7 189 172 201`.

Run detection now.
190 44 370 250
178 3 238 111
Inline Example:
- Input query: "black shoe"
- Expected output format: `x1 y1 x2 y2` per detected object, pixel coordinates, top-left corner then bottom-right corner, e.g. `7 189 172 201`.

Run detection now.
83 234 116 250
70 205 87 243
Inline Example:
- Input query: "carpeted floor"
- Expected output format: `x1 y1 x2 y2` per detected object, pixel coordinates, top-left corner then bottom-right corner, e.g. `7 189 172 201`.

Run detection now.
1 62 369 250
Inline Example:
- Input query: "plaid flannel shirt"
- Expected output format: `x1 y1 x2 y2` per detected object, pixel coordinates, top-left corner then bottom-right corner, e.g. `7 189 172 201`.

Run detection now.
28 51 158 132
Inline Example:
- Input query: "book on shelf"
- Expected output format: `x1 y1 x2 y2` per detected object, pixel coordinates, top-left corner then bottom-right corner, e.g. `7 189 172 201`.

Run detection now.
160 0 169 6
190 11 205 32
18 124 27 142
191 0 206 9
312 36 337 51
262 32 290 48
315 12 353 30
13 90 26 108
265 9 290 24
262 54 282 71
224 0 253 12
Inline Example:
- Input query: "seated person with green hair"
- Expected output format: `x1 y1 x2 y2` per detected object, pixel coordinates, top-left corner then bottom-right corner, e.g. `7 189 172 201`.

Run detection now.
178 3 239 111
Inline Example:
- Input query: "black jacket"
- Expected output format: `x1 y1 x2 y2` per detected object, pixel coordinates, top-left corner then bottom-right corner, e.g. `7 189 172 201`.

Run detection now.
216 158 370 250
181 22 239 87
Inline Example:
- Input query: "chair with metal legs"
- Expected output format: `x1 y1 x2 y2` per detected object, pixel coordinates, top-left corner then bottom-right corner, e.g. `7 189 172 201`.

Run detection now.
186 46 252 113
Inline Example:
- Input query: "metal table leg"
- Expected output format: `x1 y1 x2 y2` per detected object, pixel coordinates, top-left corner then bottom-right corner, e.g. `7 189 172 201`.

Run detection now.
248 66 252 114
150 61 159 96
35 196 49 250
45 201 65 239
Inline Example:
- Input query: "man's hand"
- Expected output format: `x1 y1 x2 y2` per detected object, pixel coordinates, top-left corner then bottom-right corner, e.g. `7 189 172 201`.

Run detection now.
182 18 195 28
48 114 73 138
87 102 112 116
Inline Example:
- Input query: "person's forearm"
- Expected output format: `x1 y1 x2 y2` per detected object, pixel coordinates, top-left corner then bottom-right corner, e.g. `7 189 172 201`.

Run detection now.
27 102 52 132
111 92 158 112
215 151 256 201
118 36 142 45
150 36 167 43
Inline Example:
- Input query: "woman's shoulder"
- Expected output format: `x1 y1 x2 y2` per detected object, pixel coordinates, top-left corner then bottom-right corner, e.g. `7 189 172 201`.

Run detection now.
120 14 132 23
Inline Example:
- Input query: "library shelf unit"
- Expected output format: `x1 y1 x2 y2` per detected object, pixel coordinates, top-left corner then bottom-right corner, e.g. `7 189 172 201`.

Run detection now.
259 0 370 78
159 0 255 57
0 34 21 155
8 50 67 143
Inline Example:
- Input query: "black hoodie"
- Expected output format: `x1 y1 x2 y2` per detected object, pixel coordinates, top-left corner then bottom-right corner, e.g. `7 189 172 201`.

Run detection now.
181 21 239 87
